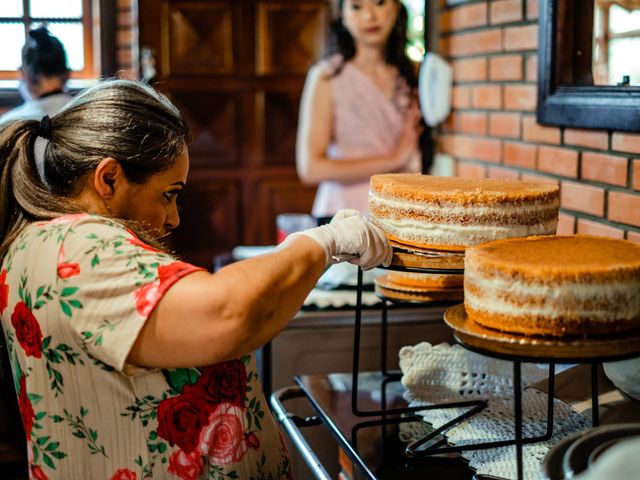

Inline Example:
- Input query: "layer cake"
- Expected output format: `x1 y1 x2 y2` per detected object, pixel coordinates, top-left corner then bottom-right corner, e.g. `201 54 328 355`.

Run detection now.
369 174 560 251
464 235 640 337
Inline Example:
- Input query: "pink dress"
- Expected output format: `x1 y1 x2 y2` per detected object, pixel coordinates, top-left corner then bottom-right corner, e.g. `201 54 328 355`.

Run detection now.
311 55 417 217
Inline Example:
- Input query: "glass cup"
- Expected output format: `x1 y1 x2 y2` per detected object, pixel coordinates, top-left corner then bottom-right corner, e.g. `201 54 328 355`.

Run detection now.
276 213 316 244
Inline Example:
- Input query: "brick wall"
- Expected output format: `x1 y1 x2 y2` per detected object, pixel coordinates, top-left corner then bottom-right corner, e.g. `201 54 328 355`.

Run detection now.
438 0 640 243
115 0 139 79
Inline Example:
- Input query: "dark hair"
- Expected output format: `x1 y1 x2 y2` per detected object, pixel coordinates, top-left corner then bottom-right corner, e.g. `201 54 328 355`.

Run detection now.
0 79 190 259
22 27 69 80
327 0 417 88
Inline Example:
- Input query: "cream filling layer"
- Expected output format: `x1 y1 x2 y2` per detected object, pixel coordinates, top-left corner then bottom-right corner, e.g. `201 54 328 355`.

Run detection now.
374 218 558 246
369 191 559 216
464 274 640 320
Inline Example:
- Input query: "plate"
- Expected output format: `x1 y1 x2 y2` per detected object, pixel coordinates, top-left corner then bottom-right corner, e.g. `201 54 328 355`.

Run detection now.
562 424 640 478
444 304 640 361
541 430 585 480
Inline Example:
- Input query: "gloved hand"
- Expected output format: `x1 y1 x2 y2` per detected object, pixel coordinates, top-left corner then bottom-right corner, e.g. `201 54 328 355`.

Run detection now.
289 210 393 270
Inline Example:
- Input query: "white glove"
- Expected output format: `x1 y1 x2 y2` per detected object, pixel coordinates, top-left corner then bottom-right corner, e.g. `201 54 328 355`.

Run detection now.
290 210 393 270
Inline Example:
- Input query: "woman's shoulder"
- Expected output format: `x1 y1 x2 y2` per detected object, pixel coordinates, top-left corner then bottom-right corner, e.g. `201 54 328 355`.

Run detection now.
313 54 346 79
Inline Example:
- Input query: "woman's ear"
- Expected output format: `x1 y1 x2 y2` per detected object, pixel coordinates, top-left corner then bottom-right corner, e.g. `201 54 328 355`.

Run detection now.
93 157 124 200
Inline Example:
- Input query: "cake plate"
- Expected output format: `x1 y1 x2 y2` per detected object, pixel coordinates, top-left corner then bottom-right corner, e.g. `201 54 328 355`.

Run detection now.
441 303 640 480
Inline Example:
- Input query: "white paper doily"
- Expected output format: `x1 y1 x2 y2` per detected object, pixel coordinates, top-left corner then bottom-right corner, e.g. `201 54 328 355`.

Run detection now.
399 342 591 480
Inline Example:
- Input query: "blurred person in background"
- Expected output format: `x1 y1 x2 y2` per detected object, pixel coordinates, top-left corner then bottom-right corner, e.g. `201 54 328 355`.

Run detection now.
296 0 424 221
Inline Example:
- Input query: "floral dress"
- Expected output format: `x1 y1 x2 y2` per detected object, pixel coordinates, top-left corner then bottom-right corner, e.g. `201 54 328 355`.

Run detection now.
0 214 291 480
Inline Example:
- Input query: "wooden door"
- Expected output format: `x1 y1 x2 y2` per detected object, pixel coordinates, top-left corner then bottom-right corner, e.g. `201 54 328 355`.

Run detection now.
139 0 327 268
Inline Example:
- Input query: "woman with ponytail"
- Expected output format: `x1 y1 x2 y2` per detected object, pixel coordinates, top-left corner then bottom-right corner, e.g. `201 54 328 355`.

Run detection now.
0 79 391 478
296 0 425 220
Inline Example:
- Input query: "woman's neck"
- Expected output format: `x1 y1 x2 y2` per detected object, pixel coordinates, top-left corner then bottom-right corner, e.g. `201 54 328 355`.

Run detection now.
351 43 387 72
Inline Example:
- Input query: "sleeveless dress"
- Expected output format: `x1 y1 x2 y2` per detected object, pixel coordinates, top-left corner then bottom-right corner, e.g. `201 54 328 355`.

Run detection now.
0 214 290 480
311 55 418 218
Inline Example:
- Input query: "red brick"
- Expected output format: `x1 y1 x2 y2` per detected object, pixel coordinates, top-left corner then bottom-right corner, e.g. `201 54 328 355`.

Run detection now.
503 25 538 51
471 85 502 109
443 3 488 32
560 181 605 216
627 231 640 243
504 84 536 111
489 55 523 81
488 166 519 179
576 219 625 239
527 0 539 19
633 159 640 190
116 29 132 46
452 58 488 82
452 86 471 108
612 133 640 154
522 116 561 144
491 0 523 24
117 11 133 27
503 142 536 168
520 172 559 185
456 161 487 179
441 135 501 163
609 191 640 227
538 146 579 177
556 213 576 235
445 112 488 135
449 30 502 56
581 152 628 187
564 129 609 150
117 49 133 65
526 55 537 82
117 0 132 9
458 112 488 135
490 112 521 138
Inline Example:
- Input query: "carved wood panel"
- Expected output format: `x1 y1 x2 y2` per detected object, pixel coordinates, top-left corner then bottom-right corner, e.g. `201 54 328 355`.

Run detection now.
161 1 235 76
260 90 303 167
257 1 328 75
170 90 241 168
170 178 241 267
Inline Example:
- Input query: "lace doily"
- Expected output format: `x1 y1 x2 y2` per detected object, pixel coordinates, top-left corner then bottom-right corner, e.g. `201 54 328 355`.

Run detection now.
399 342 591 480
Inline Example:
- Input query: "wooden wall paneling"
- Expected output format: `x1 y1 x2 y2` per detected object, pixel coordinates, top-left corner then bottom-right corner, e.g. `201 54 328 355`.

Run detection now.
257 1 328 75
170 177 242 268
262 89 304 167
170 90 241 168
161 0 236 76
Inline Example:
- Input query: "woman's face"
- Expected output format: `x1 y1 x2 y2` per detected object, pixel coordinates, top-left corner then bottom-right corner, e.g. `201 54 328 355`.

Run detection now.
116 148 189 238
341 0 400 48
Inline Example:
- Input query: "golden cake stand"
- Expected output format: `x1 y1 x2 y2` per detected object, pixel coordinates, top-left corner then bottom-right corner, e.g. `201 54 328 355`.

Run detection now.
388 240 465 272
444 303 640 362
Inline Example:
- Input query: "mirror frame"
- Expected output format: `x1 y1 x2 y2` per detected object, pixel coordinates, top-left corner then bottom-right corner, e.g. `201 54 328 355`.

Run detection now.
537 0 640 132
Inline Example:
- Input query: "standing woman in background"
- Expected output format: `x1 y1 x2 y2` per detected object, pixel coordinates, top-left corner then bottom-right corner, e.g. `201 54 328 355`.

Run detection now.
0 27 72 125
296 0 425 220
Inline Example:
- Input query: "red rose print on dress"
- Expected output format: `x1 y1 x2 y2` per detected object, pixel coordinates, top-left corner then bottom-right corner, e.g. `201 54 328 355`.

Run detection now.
11 301 43 358
110 468 137 480
246 432 260 450
198 403 248 465
0 269 9 313
17 375 35 437
127 236 159 252
167 449 204 480
57 245 81 279
156 390 210 454
134 261 201 317
30 465 49 480
195 360 247 408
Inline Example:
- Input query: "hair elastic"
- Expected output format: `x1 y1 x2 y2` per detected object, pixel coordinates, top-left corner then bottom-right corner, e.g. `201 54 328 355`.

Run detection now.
36 115 52 140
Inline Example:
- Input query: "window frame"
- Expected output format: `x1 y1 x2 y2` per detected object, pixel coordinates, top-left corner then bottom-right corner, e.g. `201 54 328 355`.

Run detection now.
0 0 95 80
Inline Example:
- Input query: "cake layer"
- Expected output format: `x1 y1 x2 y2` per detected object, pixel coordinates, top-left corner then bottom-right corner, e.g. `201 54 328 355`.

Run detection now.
385 271 463 289
369 174 559 249
464 235 640 337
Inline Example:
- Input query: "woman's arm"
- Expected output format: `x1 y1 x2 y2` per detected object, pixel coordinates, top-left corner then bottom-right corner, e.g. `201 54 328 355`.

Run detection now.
296 64 420 185
128 235 326 369
128 213 392 369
